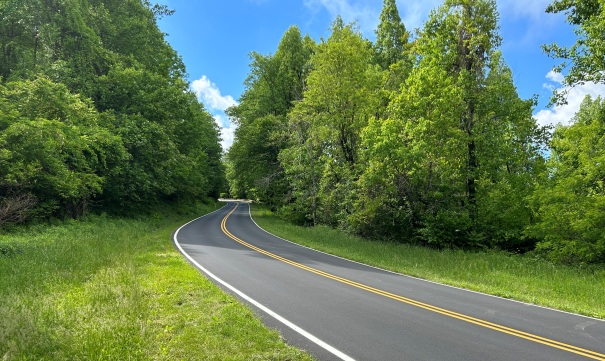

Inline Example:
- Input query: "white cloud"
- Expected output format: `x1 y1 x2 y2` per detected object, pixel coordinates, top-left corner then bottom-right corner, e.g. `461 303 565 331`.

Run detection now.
220 124 236 151
302 0 555 39
190 75 237 150
497 0 552 21
303 0 379 35
191 75 237 112
396 0 441 32
534 71 605 127
213 113 236 150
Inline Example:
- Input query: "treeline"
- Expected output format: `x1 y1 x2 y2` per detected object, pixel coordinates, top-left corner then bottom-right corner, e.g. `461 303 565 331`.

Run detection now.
0 0 225 224
227 0 605 264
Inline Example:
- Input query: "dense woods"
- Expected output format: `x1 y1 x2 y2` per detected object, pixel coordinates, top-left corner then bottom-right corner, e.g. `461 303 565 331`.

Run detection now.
227 0 605 264
0 0 225 222
2 0 603 265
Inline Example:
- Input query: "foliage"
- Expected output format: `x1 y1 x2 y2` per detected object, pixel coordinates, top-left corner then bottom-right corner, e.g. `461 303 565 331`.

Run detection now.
0 0 225 223
94 67 224 211
359 1 547 249
223 0 602 264
281 18 382 226
543 0 605 103
0 77 127 218
528 96 605 264
227 26 314 208
374 0 409 71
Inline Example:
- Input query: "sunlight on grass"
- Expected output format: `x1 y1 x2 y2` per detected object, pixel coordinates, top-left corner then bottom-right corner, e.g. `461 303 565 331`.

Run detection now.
252 205 605 319
0 205 313 360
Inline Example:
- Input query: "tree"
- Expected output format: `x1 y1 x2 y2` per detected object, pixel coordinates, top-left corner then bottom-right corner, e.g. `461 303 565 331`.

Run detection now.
281 18 382 226
0 77 127 218
543 0 605 102
227 26 314 207
358 0 546 248
0 0 225 222
527 96 605 263
94 66 224 210
374 0 408 70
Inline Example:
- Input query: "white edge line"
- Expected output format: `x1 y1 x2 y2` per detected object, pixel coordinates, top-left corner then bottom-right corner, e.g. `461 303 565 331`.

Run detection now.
173 202 356 361
245 203 605 323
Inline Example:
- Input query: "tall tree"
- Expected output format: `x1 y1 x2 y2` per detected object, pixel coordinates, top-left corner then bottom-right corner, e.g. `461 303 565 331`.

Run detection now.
94 66 224 210
358 0 546 248
227 26 314 207
0 0 225 222
374 0 408 70
281 18 382 225
0 77 127 218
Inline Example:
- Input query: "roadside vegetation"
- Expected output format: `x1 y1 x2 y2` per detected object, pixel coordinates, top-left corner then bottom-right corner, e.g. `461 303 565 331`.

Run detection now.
0 203 312 360
0 0 225 226
252 205 605 320
227 0 605 266
2 0 604 357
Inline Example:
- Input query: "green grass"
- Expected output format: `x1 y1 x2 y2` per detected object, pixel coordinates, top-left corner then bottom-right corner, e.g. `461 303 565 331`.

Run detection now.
252 206 605 320
0 204 313 360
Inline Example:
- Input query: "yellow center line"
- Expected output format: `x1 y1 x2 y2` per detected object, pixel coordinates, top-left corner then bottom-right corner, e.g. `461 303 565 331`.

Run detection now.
221 203 605 361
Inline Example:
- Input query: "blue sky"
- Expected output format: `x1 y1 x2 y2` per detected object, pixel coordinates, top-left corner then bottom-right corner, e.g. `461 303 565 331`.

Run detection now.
157 0 605 150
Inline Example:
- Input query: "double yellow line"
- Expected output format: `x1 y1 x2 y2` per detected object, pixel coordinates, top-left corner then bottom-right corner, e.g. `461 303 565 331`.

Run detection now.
221 203 605 360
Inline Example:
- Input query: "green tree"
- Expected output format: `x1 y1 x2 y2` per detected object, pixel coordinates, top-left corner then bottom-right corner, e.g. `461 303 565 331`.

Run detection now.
543 0 605 102
0 77 126 218
374 0 408 70
95 66 224 210
281 18 382 226
0 0 183 90
0 0 225 221
227 26 314 207
528 96 605 264
358 0 546 248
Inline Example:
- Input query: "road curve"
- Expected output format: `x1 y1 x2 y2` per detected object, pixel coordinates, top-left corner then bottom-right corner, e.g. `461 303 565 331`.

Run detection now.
174 201 605 361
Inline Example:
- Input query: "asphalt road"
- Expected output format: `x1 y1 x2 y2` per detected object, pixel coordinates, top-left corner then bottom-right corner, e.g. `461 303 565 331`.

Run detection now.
174 201 605 361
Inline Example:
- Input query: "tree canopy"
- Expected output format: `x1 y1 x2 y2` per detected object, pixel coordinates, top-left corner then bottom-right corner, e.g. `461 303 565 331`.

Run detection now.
0 0 225 224
224 0 605 264
10 0 602 264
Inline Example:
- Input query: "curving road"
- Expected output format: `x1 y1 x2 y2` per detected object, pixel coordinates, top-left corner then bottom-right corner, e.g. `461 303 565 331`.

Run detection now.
174 201 605 361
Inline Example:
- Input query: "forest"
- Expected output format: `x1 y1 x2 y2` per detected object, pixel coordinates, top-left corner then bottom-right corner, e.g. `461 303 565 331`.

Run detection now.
0 0 225 221
226 0 605 265
1 0 603 266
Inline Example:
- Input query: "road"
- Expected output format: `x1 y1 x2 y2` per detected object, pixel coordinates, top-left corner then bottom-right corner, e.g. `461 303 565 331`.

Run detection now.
174 201 605 361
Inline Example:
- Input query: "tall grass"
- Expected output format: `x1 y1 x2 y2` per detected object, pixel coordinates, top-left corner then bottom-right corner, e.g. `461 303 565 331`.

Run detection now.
0 204 312 360
252 206 605 319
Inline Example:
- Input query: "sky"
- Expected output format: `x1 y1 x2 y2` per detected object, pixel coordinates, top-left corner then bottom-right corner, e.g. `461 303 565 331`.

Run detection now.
157 0 605 150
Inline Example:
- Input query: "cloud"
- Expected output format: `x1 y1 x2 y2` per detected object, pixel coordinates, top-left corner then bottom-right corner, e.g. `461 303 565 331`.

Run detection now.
534 71 605 127
191 75 237 112
220 123 236 151
396 0 441 32
190 75 238 150
395 0 554 35
497 0 552 21
303 0 379 35
302 0 556 39
213 113 236 150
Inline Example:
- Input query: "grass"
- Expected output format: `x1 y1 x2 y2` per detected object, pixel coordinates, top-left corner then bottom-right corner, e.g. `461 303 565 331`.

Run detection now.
251 205 605 320
0 204 313 360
